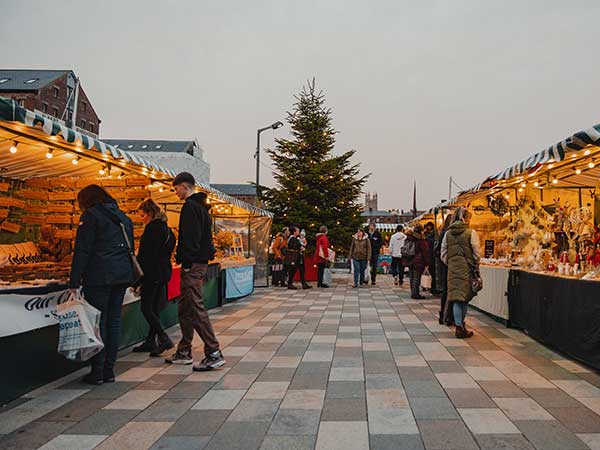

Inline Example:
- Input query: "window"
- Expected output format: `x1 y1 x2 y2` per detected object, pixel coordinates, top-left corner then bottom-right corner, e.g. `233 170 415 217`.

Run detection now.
24 78 38 84
52 107 59 117
141 144 148 149
68 111 72 121
89 123 95 133
0 78 10 84
114 144 119 148
155 145 162 149
53 87 59 98
42 103 48 113
18 99 25 107
127 144 134 149
82 102 87 112
80 119 86 128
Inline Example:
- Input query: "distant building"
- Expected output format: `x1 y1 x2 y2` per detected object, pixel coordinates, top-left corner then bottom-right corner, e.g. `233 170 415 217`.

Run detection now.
365 192 378 212
211 184 257 206
0 69 100 136
362 192 423 226
103 139 210 184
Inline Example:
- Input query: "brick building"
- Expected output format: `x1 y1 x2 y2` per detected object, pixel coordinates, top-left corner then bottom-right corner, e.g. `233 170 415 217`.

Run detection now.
210 184 257 206
0 69 100 136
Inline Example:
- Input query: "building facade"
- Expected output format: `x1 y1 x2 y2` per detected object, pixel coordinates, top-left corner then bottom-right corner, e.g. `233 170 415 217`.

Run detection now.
210 184 258 206
0 69 100 136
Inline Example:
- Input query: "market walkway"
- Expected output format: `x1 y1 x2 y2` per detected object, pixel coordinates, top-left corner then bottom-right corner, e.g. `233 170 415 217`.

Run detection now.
2 274 600 450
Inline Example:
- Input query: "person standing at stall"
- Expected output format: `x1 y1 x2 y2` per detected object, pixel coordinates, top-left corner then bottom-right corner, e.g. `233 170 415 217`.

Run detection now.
437 215 454 325
349 228 372 288
132 199 176 356
298 229 312 289
367 223 383 285
402 224 430 300
316 226 331 288
166 172 225 371
389 225 407 285
441 207 481 339
424 222 438 295
285 226 302 289
69 185 134 385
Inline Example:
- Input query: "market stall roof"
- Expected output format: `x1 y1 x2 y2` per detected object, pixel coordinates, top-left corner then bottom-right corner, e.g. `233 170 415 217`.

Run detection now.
0 97 272 218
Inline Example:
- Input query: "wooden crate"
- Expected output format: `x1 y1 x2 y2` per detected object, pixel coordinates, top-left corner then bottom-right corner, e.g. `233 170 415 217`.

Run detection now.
24 203 48 213
0 209 8 219
18 190 49 201
25 178 52 189
48 191 76 201
47 214 74 224
54 229 76 240
0 182 9 192
51 178 78 189
0 221 21 233
47 203 73 213
105 188 127 200
22 215 47 225
102 178 127 187
0 196 26 209
126 189 150 199
75 178 99 189
126 177 151 187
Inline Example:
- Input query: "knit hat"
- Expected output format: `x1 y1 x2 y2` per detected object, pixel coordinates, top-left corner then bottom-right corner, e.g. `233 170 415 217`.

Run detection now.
173 172 195 186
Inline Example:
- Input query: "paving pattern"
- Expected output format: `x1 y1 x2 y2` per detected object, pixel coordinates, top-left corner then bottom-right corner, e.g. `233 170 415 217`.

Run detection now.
2 273 600 450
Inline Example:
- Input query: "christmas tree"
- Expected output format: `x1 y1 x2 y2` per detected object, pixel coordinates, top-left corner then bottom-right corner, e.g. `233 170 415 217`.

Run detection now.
263 79 369 256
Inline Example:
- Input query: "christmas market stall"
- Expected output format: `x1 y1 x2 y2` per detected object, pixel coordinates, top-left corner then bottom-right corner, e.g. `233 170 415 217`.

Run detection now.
439 123 600 369
0 97 272 403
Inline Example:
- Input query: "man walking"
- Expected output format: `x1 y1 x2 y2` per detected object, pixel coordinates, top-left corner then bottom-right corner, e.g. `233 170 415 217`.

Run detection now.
389 225 407 285
166 172 225 371
367 223 383 285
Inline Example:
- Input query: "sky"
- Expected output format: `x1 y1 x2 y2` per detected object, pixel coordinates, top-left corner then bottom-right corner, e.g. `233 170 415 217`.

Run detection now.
2 0 600 211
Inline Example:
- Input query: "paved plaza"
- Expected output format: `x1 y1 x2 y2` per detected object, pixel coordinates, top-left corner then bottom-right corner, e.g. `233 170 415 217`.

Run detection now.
2 273 600 450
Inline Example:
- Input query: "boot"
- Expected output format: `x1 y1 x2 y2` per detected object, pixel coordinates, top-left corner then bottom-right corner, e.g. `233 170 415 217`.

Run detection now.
287 284 298 290
302 283 312 290
133 335 156 353
150 334 175 357
455 325 473 339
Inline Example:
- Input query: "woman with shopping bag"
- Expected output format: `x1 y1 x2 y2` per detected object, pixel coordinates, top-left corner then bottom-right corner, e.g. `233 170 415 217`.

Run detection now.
315 226 331 288
349 228 371 288
69 185 135 385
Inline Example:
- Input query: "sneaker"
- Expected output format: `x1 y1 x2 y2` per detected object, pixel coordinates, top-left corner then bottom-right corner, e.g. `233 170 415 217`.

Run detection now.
287 284 298 290
150 336 175 357
302 284 312 290
132 340 155 353
193 351 226 372
165 352 193 365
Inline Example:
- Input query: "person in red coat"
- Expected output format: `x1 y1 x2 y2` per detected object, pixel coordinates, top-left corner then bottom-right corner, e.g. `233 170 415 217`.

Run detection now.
402 224 430 299
315 226 331 288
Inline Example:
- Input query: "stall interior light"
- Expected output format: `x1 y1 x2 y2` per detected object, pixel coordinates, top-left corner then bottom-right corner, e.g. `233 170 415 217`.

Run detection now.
518 188 524 193
99 165 107 175
575 167 582 175
72 156 80 165
552 177 559 185
548 163 555 169
9 142 17 154
46 148 53 159
585 149 591 156
520 182 526 188
589 161 596 169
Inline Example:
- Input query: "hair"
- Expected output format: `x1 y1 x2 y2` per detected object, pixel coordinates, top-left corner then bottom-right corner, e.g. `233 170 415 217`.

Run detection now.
289 226 298 235
413 224 424 234
368 222 376 227
452 206 471 223
442 213 453 230
172 171 195 187
319 225 328 233
138 199 168 222
425 221 434 229
77 184 116 211
396 225 404 232
356 227 365 236
281 226 289 234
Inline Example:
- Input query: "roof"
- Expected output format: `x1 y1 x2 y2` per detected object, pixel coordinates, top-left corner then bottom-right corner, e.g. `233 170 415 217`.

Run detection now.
211 184 257 196
0 70 70 92
103 139 195 155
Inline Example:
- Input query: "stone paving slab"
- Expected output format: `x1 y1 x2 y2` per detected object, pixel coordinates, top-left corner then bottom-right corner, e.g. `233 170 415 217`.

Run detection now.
4 274 600 449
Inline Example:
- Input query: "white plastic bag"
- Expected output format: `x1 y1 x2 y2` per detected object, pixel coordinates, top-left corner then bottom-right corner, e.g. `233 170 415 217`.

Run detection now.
57 291 104 361
421 268 432 290
323 267 333 286
364 264 371 283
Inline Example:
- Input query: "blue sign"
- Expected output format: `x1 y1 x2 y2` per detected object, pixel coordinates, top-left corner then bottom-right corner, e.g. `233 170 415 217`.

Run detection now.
225 266 255 300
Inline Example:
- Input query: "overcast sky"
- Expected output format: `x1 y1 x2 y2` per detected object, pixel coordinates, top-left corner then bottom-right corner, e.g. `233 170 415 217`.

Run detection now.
2 0 599 210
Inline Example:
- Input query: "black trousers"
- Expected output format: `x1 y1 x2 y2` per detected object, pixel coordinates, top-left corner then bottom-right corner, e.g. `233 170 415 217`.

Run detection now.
370 254 379 283
317 262 327 286
140 280 168 342
287 265 297 286
409 267 423 297
298 263 307 285
391 257 404 283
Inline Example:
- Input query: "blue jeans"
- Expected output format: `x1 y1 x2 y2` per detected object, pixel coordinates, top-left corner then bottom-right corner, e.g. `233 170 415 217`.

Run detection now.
83 284 128 376
453 302 468 327
352 259 368 286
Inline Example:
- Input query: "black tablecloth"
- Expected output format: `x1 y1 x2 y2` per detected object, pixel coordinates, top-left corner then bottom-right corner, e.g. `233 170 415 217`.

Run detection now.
508 270 600 370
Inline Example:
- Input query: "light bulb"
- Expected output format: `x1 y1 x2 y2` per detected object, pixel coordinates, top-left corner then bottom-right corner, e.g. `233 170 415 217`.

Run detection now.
46 149 53 159
533 181 540 187
72 156 80 165
518 188 523 193
585 149 591 156
520 182 526 188
99 166 106 175
548 163 555 169
159 187 164 193
9 143 17 154
552 177 559 185
589 161 595 169
575 168 582 175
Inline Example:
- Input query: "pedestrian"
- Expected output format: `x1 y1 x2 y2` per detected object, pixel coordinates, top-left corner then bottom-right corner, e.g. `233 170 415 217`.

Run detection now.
349 228 371 288
132 199 176 356
284 226 302 290
441 206 481 339
437 214 454 325
271 228 288 287
298 229 312 289
316 225 331 288
389 225 407 285
166 172 225 371
402 224 430 300
69 185 134 385
424 222 438 294
367 223 383 285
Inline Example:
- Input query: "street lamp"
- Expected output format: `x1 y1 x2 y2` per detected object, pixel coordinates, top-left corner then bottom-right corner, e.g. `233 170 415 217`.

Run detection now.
255 121 283 207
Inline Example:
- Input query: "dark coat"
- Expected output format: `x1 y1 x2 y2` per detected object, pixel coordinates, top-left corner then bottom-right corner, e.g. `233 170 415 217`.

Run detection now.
176 193 215 268
446 222 476 303
69 202 134 288
402 231 430 271
368 230 383 256
138 219 176 283
285 235 302 265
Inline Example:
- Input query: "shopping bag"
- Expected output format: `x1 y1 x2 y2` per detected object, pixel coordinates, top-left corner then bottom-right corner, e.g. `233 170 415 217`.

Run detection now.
364 264 371 283
327 248 336 263
421 268 432 290
323 267 333 286
57 291 104 362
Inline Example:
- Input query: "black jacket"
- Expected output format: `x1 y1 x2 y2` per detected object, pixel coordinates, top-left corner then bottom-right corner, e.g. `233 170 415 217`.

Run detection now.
138 219 175 283
368 230 383 256
69 202 134 288
176 193 215 268
287 235 302 264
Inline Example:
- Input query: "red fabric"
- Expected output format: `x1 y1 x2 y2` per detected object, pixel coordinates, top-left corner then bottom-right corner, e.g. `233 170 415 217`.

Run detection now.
315 234 330 262
293 254 319 282
167 266 181 301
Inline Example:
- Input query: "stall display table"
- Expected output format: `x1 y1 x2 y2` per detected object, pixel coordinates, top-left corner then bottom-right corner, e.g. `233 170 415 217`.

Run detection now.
470 265 510 322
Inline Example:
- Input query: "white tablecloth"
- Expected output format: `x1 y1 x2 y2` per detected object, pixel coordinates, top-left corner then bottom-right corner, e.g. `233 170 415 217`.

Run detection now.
470 265 510 320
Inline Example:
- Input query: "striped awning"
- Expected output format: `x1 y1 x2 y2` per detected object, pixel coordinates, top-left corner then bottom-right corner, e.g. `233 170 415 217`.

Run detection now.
0 96 272 218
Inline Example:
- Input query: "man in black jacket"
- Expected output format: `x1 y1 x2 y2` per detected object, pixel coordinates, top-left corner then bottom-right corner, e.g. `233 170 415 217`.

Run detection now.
165 172 225 371
367 223 383 285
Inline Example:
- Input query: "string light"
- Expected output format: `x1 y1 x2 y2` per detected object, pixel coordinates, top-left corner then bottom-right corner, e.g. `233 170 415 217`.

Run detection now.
533 180 540 187
585 149 591 156
575 168 582 175
589 161 596 169
99 165 107 175
46 148 53 159
9 142 17 154
72 156 80 165
520 182 526 188
552 177 559 185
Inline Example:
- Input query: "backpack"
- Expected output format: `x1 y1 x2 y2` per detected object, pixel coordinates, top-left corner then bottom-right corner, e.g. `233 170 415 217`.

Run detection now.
401 240 416 258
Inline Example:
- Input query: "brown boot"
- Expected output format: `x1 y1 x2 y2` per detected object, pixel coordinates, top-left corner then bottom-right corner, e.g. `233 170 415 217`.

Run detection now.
455 326 473 339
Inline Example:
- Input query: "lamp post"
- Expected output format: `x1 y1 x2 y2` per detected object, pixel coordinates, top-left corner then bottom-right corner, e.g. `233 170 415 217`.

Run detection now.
255 121 283 207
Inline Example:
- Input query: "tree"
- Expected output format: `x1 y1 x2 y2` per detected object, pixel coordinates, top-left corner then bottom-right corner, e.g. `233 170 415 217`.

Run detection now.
263 79 369 256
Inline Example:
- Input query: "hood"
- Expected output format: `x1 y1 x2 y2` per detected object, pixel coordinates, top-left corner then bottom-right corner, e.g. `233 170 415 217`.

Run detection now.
353 233 368 240
187 192 211 210
316 233 326 237
102 201 120 212
449 221 467 235
391 232 405 239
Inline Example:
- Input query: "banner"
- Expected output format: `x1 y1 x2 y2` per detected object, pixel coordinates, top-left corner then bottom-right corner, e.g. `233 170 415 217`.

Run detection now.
0 288 140 338
225 265 254 300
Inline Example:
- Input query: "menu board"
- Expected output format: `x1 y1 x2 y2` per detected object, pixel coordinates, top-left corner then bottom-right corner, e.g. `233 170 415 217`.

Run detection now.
484 240 495 258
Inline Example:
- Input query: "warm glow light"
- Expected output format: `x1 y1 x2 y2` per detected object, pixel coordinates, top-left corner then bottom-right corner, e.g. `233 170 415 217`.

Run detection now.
99 168 106 175
552 177 559 185
589 161 596 169
159 187 164 193
518 188 523 193
575 168 582 175
585 149 591 156
9 142 17 154
548 163 555 169
72 156 80 165
533 181 539 187
520 182 526 188
46 149 53 159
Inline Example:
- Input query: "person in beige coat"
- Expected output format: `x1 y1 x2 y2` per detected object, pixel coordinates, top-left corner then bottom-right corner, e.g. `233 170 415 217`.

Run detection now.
349 228 372 288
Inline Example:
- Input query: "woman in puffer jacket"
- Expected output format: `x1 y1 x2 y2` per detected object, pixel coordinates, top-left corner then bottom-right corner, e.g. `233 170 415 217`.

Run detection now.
349 228 371 288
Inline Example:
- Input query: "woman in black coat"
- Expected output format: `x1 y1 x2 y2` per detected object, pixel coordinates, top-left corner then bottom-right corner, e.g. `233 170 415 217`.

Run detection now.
133 199 176 356
69 185 134 385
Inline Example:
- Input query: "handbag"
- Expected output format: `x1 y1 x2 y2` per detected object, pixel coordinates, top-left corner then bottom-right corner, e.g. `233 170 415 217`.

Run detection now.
470 265 483 294
421 268 432 289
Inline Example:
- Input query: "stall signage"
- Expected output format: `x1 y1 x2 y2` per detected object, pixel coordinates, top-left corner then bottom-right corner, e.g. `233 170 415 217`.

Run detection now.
225 266 254 300
0 288 140 338
485 240 495 258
